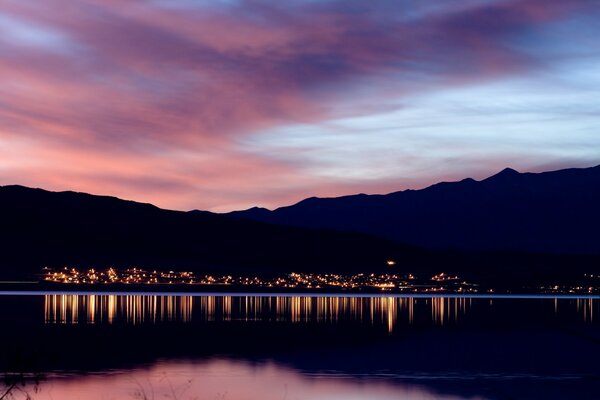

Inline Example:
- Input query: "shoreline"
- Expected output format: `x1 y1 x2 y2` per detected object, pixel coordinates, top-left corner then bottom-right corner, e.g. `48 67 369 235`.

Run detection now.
0 282 598 299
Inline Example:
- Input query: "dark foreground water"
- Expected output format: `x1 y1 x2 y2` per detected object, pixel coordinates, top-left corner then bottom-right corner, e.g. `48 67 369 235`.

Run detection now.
1 292 599 399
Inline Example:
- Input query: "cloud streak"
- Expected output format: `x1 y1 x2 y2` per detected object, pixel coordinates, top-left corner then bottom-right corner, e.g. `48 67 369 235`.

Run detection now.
0 0 599 210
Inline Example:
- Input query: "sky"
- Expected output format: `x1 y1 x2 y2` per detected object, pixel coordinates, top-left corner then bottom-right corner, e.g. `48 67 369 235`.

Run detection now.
0 0 599 212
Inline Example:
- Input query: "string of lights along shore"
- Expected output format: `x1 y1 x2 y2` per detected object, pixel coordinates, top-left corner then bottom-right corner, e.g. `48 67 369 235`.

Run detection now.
41 267 600 295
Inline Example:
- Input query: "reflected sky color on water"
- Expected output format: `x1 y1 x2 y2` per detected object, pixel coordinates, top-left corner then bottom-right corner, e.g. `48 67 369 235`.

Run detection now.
22 359 483 400
43 294 598 332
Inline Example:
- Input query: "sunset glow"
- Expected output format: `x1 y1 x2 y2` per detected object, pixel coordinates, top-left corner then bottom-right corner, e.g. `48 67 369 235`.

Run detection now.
1 0 599 211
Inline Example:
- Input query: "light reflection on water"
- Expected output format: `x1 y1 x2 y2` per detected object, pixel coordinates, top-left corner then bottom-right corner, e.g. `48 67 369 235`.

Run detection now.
43 294 598 331
44 294 194 325
4 294 598 400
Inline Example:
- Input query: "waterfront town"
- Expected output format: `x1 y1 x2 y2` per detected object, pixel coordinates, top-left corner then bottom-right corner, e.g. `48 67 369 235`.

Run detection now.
41 266 475 292
40 267 599 294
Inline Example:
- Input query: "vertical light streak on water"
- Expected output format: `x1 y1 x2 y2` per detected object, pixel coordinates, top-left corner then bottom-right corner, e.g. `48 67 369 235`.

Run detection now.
333 297 337 323
305 296 312 323
153 296 159 323
108 295 116 324
223 296 232 321
88 295 95 324
291 296 299 323
386 297 395 333
431 298 440 326
185 296 193 322
168 296 174 321
70 295 78 324
42 294 599 330
45 294 54 323
44 295 50 323
127 296 134 324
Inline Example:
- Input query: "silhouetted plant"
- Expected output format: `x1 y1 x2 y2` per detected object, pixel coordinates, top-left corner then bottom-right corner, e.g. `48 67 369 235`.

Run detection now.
0 372 41 400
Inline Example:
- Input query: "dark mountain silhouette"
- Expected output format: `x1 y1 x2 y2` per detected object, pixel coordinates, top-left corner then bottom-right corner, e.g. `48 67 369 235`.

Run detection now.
0 179 597 286
0 185 422 279
228 165 600 255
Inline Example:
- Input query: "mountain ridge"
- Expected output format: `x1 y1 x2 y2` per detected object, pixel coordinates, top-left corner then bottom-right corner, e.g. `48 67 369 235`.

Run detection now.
0 174 598 285
228 164 600 255
0 184 421 279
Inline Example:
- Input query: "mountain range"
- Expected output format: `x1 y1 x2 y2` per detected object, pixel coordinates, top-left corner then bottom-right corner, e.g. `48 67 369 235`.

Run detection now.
0 164 598 283
0 185 418 279
228 165 600 255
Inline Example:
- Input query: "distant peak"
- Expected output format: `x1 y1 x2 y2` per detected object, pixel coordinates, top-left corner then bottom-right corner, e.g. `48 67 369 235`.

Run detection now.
295 196 320 205
499 167 519 175
247 206 271 212
485 167 520 181
223 206 272 216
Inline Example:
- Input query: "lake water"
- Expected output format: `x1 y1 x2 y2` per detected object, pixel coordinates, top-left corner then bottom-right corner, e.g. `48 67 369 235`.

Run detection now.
1 292 599 399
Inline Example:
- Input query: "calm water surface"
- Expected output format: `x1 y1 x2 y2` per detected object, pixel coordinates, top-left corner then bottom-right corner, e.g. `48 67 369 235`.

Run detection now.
1 293 599 400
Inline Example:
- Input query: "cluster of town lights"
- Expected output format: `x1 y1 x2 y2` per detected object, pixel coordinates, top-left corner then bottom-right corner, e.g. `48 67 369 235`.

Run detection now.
41 267 600 294
42 267 480 292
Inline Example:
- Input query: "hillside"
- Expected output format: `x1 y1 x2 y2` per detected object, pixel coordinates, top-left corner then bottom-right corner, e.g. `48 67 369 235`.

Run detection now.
0 182 597 285
228 165 600 255
0 185 418 279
